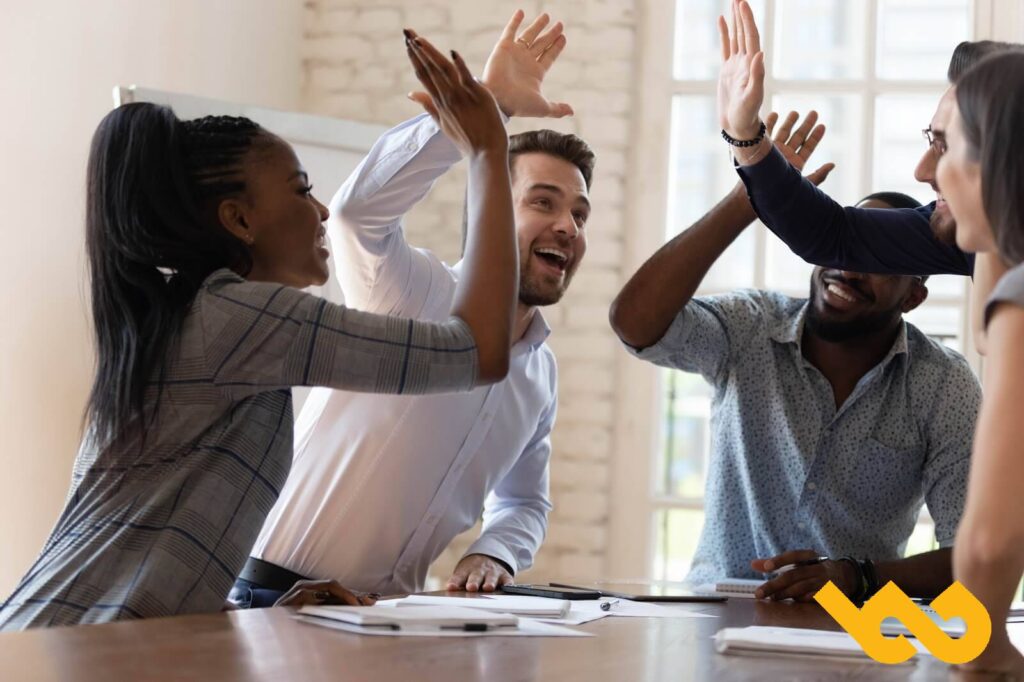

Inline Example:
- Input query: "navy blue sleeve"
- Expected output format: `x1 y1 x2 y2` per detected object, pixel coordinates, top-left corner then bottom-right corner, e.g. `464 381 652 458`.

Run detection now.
736 146 974 276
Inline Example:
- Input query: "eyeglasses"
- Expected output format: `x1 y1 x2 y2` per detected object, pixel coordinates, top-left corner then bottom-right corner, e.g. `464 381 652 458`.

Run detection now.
922 126 948 156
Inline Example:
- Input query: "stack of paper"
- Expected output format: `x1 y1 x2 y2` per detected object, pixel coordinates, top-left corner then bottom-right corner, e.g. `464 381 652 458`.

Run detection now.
714 626 926 662
695 579 763 599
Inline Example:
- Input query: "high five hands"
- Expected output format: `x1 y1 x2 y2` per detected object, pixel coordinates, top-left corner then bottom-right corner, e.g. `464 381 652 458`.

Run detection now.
718 0 765 141
482 10 573 118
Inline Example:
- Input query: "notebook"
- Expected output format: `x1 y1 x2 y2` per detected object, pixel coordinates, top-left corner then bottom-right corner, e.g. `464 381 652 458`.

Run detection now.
297 604 518 633
880 604 966 638
714 626 925 663
695 579 763 599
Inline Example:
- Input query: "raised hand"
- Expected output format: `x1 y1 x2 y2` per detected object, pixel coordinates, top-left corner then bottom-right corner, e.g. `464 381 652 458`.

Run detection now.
717 0 765 141
405 31 508 157
481 11 573 119
765 110 836 186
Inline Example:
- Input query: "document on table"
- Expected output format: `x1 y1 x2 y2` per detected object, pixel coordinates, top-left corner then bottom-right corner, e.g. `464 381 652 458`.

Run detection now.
695 579 763 599
714 626 926 664
296 606 589 638
388 594 571 619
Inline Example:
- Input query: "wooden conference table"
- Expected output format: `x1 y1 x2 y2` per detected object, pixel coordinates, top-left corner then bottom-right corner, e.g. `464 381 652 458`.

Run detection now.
0 592 960 681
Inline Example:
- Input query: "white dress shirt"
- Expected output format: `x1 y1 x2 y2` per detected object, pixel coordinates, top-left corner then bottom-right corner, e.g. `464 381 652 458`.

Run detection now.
250 114 557 595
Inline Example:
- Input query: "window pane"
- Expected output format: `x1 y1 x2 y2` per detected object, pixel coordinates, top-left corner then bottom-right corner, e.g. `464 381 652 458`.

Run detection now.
658 371 712 499
873 94 941 202
905 301 963 353
770 93 863 205
667 95 755 289
774 0 866 80
674 0 766 81
765 229 816 293
653 507 705 582
876 0 970 81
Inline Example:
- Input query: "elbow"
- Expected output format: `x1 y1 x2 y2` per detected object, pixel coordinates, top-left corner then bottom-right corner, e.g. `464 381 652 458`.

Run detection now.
609 294 642 348
477 350 512 382
955 523 1024 578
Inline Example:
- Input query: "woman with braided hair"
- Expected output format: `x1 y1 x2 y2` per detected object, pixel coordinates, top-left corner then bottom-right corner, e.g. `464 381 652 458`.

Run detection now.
0 36 517 629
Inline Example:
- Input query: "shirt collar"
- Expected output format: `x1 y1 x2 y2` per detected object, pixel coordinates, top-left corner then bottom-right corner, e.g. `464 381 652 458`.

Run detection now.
770 301 910 362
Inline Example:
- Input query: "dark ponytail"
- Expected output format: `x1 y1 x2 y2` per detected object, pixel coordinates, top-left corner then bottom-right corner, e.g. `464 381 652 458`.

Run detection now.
84 102 264 445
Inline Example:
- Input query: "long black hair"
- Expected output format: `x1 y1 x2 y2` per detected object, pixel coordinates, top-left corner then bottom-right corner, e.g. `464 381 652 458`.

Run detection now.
956 52 1024 265
85 102 265 445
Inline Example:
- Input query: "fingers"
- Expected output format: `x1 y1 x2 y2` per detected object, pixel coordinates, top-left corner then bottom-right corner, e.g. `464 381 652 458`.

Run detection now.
773 577 825 602
446 563 470 591
546 100 574 118
274 580 369 608
799 123 826 160
773 111 798 144
412 36 458 89
519 13 550 46
499 9 525 43
737 0 745 55
787 110 818 152
764 111 779 136
465 569 485 592
450 50 477 90
807 162 835 186
408 91 440 120
406 35 443 104
728 1 739 56
718 15 731 62
750 51 766 87
740 0 760 55
756 568 816 599
532 21 564 56
323 580 363 606
538 34 568 70
760 549 820 572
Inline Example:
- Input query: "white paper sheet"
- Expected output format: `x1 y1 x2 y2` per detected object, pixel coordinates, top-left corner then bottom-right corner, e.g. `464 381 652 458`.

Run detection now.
296 614 592 637
714 626 926 664
389 594 571 618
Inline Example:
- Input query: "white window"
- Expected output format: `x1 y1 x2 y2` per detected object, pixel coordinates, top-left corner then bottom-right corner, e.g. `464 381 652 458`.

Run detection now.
619 0 983 584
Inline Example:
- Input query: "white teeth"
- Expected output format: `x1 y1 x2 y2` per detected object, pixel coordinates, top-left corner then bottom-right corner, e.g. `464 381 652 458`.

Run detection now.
535 247 568 263
827 283 857 303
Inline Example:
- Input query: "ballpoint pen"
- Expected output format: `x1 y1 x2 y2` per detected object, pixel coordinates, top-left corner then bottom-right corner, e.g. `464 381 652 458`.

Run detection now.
773 556 829 574
600 599 621 612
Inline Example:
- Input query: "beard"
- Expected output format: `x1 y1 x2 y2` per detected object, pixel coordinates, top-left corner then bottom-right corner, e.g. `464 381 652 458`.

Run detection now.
518 259 573 307
930 205 957 246
805 279 902 343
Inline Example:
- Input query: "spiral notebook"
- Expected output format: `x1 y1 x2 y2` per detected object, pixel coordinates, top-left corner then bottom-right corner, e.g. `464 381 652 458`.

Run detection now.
695 579 763 599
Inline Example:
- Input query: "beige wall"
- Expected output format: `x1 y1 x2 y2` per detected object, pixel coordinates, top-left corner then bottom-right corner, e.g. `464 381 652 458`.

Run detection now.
0 1 303 595
300 0 639 585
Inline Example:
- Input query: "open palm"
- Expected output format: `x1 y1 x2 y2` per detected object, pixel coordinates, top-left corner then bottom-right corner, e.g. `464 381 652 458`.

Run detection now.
717 0 765 140
482 10 573 119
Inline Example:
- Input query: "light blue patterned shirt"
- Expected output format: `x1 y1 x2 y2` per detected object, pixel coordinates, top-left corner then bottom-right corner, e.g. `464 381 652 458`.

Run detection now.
631 289 980 585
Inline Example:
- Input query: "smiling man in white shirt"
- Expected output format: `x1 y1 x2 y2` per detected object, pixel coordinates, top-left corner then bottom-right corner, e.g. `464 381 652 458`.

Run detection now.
229 12 595 605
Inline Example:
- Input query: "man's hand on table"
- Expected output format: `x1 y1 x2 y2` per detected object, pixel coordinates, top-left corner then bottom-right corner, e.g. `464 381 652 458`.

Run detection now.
446 553 514 593
274 579 378 607
751 549 858 602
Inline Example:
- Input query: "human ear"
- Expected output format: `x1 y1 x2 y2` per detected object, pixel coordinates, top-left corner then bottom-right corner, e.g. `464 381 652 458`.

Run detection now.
217 198 254 245
901 283 929 313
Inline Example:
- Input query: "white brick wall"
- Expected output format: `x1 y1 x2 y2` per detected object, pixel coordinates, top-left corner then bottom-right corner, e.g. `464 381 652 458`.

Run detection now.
301 0 637 586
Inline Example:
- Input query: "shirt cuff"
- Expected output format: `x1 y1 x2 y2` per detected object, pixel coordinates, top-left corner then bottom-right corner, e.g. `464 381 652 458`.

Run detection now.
622 307 693 365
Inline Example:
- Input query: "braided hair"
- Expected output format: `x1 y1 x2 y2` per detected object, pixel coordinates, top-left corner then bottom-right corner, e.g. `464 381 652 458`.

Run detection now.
85 102 266 445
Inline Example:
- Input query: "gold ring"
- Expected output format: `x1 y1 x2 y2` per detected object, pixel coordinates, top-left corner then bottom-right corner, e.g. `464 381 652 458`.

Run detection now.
516 37 533 49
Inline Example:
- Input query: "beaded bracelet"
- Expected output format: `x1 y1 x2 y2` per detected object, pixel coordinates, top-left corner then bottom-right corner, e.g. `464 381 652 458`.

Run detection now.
721 121 767 147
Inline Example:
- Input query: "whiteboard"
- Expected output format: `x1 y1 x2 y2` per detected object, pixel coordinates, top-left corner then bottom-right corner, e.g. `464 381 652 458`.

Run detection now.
113 86 386 411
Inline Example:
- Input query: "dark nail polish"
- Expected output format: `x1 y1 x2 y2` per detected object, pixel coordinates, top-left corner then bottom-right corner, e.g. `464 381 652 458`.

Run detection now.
402 28 413 40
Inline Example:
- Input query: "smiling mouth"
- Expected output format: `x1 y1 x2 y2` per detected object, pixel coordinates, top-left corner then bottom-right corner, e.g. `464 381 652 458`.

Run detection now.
823 278 870 305
534 246 570 273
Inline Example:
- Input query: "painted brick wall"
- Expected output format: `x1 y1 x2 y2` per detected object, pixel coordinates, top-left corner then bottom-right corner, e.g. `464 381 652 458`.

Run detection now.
301 0 637 586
